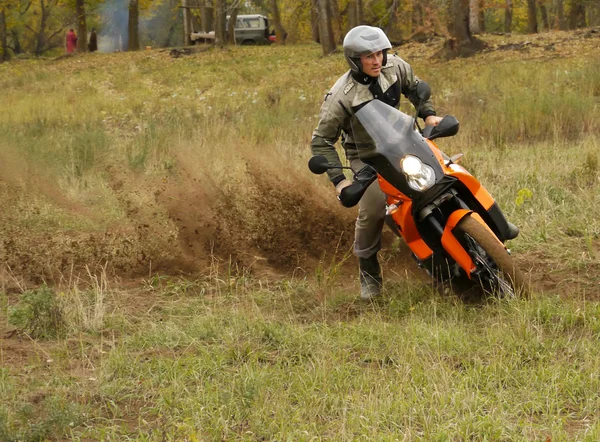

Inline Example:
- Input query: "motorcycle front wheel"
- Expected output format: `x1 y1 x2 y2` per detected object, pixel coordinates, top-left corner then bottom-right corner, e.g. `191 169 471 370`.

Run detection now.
456 216 528 299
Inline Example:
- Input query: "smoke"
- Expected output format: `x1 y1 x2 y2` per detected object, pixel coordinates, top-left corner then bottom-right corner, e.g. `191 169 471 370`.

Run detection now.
96 0 183 52
97 0 129 52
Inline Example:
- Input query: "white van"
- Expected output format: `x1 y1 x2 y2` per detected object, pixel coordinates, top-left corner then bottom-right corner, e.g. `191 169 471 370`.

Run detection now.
190 14 272 45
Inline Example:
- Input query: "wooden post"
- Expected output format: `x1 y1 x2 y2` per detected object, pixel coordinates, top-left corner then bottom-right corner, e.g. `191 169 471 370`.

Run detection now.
183 0 192 45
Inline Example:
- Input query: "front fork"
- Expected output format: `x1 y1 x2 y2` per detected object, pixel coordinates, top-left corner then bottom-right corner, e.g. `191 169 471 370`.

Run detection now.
416 193 499 280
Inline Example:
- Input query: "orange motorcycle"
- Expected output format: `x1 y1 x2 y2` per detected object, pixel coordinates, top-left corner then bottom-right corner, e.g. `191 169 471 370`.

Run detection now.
309 83 527 297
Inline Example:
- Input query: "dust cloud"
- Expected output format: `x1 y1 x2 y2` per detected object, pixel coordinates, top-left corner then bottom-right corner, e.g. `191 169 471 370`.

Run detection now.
0 146 357 285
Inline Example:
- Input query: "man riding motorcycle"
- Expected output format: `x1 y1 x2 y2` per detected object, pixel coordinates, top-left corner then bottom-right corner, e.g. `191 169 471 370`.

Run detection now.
310 25 519 300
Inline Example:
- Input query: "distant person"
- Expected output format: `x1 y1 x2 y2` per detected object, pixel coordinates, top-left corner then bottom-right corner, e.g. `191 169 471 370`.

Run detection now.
66 29 77 54
88 28 98 52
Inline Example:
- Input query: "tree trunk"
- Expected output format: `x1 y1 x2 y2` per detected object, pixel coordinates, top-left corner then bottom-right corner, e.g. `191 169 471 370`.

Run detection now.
311 0 320 42
478 0 485 31
10 29 23 55
127 0 140 50
227 8 238 44
347 0 357 31
383 0 400 41
412 2 424 32
526 0 538 33
328 0 342 43
0 6 8 62
448 0 471 43
590 8 599 27
75 0 87 51
540 4 549 30
201 5 214 32
356 0 363 24
213 0 226 46
317 0 335 55
469 0 483 34
269 0 287 44
505 0 513 32
35 0 49 55
568 0 586 29
554 0 566 29
182 0 191 45
445 0 485 57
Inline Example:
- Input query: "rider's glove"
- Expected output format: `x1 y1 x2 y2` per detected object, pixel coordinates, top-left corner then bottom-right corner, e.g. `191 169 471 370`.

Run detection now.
335 179 353 196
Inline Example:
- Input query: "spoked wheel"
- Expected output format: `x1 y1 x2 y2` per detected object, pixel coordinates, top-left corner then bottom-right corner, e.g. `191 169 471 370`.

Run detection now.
455 216 528 299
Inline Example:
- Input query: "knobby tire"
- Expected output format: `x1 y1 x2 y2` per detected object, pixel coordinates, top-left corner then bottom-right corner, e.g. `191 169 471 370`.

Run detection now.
456 216 528 299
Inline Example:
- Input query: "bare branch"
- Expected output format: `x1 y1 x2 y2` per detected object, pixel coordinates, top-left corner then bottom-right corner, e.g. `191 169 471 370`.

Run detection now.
23 23 36 34
20 1 32 15
226 0 243 14
47 26 64 41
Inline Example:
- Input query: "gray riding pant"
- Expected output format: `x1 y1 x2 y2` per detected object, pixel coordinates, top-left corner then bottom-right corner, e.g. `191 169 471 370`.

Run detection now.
351 158 387 259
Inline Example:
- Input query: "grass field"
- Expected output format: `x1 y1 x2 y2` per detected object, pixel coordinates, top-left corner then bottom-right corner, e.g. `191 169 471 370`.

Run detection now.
1 29 600 440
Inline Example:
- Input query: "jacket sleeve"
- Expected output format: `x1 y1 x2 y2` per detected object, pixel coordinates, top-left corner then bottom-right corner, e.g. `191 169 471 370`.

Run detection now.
310 91 348 186
396 58 436 121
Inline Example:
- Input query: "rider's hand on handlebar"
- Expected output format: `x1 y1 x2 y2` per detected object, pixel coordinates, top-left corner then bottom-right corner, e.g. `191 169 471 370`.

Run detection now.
425 115 443 126
335 179 353 196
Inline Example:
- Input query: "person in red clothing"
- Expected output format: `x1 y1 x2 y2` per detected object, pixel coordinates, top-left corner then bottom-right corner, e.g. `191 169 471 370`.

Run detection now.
66 29 78 54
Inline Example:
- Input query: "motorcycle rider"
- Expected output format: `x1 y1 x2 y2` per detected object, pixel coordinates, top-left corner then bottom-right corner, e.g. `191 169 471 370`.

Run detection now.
310 25 518 300
311 25 442 300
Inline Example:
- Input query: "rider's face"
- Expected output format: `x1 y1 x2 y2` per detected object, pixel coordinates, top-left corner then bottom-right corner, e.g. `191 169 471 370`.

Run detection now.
360 50 384 77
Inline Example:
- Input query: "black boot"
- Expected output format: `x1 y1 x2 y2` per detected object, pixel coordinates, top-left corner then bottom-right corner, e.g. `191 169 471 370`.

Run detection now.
359 254 382 300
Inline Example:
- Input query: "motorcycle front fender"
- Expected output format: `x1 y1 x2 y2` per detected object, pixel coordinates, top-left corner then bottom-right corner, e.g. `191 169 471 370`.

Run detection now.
441 210 503 278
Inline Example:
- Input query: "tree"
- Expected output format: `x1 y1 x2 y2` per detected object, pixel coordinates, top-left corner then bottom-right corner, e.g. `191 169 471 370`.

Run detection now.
310 0 319 42
469 0 484 34
128 0 139 50
182 0 191 45
448 0 470 42
317 0 335 55
25 0 65 55
568 0 586 28
443 0 485 57
356 0 363 25
269 0 287 44
554 0 566 29
526 0 538 33
75 0 87 51
213 0 225 46
226 4 237 44
346 0 364 31
383 0 401 42
505 0 513 32
0 3 8 61
540 2 550 30
411 2 424 33
200 1 213 32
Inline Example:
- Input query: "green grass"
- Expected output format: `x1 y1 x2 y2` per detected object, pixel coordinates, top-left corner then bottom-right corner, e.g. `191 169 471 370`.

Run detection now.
3 277 600 440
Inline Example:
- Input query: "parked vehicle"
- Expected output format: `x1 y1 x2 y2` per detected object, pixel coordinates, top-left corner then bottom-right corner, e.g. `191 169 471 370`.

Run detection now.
309 82 528 298
190 14 272 45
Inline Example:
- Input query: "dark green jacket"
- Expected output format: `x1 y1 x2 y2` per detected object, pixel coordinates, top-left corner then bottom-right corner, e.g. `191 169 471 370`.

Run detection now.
311 54 436 185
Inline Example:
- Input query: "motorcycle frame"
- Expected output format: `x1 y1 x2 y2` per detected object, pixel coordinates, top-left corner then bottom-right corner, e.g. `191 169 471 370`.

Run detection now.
378 139 505 279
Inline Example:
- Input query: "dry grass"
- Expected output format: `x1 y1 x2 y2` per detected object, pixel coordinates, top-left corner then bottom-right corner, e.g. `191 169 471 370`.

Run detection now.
0 30 600 440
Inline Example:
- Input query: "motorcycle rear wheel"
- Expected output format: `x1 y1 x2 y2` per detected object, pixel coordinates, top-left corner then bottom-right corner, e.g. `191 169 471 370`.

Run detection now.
456 216 528 299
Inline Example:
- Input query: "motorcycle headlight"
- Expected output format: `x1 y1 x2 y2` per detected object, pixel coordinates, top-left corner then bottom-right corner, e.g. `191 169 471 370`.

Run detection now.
400 155 435 191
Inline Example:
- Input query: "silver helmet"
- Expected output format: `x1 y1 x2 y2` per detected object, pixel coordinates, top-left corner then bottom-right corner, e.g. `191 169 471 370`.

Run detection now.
343 26 392 74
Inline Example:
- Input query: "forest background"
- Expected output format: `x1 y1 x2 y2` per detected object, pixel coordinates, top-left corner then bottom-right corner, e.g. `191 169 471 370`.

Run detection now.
1 0 600 61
